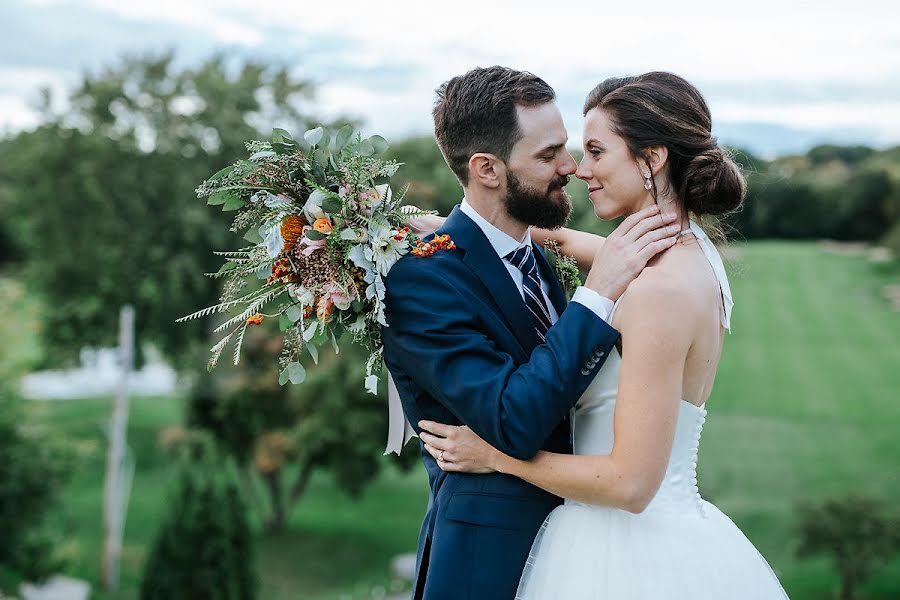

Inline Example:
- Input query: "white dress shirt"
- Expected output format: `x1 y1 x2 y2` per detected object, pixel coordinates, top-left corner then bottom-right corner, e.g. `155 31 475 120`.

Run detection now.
459 199 614 324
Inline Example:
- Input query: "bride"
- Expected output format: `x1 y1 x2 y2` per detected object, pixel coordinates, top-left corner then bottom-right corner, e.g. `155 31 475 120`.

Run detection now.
417 72 790 599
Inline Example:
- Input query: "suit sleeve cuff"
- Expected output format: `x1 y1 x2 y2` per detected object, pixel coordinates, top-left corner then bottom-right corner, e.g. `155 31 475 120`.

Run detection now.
571 286 614 322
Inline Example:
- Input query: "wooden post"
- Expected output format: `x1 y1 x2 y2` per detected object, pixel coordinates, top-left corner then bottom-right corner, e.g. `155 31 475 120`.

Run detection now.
102 305 134 591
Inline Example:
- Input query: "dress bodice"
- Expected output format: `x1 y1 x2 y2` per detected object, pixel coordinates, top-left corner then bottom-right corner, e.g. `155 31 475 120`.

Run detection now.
568 220 731 517
571 348 708 515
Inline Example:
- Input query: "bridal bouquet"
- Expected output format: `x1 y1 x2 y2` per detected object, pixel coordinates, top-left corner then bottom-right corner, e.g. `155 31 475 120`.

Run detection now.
178 125 438 393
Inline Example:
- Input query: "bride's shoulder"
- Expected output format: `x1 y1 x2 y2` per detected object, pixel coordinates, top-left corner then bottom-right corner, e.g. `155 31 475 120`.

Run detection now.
615 265 703 334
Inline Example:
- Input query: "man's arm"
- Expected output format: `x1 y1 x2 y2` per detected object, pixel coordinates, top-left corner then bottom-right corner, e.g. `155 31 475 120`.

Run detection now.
383 259 618 461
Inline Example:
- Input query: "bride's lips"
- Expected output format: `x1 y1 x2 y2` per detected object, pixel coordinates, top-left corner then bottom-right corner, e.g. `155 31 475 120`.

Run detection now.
588 185 604 194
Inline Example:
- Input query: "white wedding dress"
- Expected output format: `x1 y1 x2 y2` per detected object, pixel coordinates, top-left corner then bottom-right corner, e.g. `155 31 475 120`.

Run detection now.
516 222 789 599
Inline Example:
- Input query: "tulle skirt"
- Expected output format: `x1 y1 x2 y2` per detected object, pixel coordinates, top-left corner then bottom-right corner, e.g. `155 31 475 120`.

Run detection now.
515 500 789 599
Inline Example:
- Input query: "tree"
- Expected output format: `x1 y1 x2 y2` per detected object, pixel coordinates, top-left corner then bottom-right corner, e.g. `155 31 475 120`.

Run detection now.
187 326 419 533
141 435 256 600
796 495 900 600
0 51 327 366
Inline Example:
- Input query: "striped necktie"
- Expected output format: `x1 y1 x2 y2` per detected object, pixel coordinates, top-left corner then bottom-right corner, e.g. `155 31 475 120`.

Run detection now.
505 245 552 341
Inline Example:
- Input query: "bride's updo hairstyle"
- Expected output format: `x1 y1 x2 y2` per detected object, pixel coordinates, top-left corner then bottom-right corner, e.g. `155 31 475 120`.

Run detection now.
583 72 746 217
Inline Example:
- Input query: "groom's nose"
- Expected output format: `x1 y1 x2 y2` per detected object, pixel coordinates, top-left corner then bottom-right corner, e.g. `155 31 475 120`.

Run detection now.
558 151 577 176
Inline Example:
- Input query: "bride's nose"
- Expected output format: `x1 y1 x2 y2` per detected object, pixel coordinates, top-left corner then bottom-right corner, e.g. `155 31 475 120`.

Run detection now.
575 158 593 181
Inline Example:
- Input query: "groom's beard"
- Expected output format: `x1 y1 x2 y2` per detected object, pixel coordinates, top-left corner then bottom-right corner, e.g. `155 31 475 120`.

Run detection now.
503 171 572 230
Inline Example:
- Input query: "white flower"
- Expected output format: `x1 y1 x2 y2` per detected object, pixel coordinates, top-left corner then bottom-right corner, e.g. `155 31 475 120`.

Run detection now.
368 226 408 276
365 375 379 395
303 189 327 222
288 284 315 306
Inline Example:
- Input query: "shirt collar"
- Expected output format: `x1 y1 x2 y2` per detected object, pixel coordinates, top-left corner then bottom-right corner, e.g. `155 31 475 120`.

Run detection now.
460 198 531 260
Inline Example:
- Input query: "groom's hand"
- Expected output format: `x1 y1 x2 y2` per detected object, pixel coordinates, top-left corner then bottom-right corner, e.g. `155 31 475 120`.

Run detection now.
584 205 681 301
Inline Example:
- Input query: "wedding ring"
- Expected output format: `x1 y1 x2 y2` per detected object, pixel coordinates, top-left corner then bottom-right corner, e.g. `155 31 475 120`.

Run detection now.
438 450 445 462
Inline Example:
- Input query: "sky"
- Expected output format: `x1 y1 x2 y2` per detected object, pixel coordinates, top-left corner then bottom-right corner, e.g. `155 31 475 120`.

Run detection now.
3 0 899 157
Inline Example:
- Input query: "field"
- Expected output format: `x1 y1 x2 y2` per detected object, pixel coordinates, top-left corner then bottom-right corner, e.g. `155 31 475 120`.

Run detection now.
15 241 900 599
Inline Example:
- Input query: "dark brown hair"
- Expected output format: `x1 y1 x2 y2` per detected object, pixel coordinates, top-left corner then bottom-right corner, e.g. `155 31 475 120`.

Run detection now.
583 72 746 217
433 66 556 185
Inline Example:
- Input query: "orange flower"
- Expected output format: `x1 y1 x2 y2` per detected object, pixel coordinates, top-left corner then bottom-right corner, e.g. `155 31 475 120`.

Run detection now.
313 217 333 234
280 215 306 252
246 313 264 326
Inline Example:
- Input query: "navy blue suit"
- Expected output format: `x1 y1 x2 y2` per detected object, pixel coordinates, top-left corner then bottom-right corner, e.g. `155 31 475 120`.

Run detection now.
382 206 620 600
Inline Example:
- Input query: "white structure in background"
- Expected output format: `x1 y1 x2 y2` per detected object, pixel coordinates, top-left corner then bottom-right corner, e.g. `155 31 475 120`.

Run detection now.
19 575 90 600
19 345 176 400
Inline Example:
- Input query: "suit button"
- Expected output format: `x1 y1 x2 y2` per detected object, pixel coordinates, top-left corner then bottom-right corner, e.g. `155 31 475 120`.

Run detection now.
581 369 591 376
598 350 605 357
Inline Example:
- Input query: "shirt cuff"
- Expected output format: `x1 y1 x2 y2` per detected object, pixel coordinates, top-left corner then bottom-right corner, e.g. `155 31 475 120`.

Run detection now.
571 286 614 322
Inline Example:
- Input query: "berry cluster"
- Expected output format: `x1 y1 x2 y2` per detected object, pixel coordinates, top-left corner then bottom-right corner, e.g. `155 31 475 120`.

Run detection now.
412 234 456 257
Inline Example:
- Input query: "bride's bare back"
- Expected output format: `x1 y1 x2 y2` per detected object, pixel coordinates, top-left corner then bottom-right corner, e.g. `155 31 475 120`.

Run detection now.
611 228 727 408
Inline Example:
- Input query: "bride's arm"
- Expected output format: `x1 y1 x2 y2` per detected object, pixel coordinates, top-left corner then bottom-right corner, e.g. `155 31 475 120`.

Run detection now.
531 227 605 272
419 272 694 513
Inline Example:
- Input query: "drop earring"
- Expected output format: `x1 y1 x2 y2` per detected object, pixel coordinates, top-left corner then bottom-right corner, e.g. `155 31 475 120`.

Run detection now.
643 172 652 191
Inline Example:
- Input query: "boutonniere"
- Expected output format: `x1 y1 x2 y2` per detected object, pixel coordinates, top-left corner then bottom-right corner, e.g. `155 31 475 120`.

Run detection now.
412 233 456 257
543 240 582 299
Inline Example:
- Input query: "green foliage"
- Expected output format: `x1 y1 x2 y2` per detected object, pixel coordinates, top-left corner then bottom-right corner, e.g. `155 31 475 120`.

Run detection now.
187 327 418 532
0 388 75 580
140 437 256 600
726 147 900 242
796 495 900 600
0 51 337 367
807 144 877 167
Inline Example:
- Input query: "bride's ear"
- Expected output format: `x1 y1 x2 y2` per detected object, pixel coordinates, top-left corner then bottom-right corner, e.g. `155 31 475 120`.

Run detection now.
468 153 504 189
643 145 669 176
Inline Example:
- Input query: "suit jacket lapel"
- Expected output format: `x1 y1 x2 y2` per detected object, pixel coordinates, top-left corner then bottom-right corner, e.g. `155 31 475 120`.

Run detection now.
441 207 541 351
532 241 568 317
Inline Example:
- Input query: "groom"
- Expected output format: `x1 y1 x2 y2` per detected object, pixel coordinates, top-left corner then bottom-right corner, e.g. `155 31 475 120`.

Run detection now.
382 66 678 600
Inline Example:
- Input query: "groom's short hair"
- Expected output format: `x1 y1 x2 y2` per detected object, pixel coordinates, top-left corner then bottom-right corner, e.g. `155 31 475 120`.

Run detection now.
433 66 555 185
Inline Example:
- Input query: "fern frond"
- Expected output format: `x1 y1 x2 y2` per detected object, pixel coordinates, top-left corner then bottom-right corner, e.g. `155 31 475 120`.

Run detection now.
213 286 286 333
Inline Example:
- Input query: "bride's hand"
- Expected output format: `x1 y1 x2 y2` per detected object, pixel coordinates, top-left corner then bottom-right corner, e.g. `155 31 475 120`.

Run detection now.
418 420 502 474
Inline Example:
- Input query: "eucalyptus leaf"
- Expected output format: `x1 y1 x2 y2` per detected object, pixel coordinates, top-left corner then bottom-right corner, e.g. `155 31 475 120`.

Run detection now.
222 196 246 211
357 139 375 157
272 128 295 144
207 190 233 206
305 229 325 241
307 343 319 365
322 197 343 215
279 313 293 332
250 150 276 161
243 227 264 244
286 304 304 322
340 228 359 241
278 366 290 385
304 126 324 147
288 362 306 384
303 320 318 342
209 165 235 181
335 125 354 150
368 135 389 154
272 142 295 155
330 330 340 354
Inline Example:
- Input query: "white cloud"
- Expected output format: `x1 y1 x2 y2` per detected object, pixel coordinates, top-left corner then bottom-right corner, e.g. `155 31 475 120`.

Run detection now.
8 0 900 153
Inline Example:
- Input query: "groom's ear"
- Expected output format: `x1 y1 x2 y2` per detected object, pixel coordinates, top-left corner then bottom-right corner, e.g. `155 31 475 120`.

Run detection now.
468 152 504 189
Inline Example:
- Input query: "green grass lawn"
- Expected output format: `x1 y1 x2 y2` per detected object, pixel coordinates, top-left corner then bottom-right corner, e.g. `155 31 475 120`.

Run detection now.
11 241 900 599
